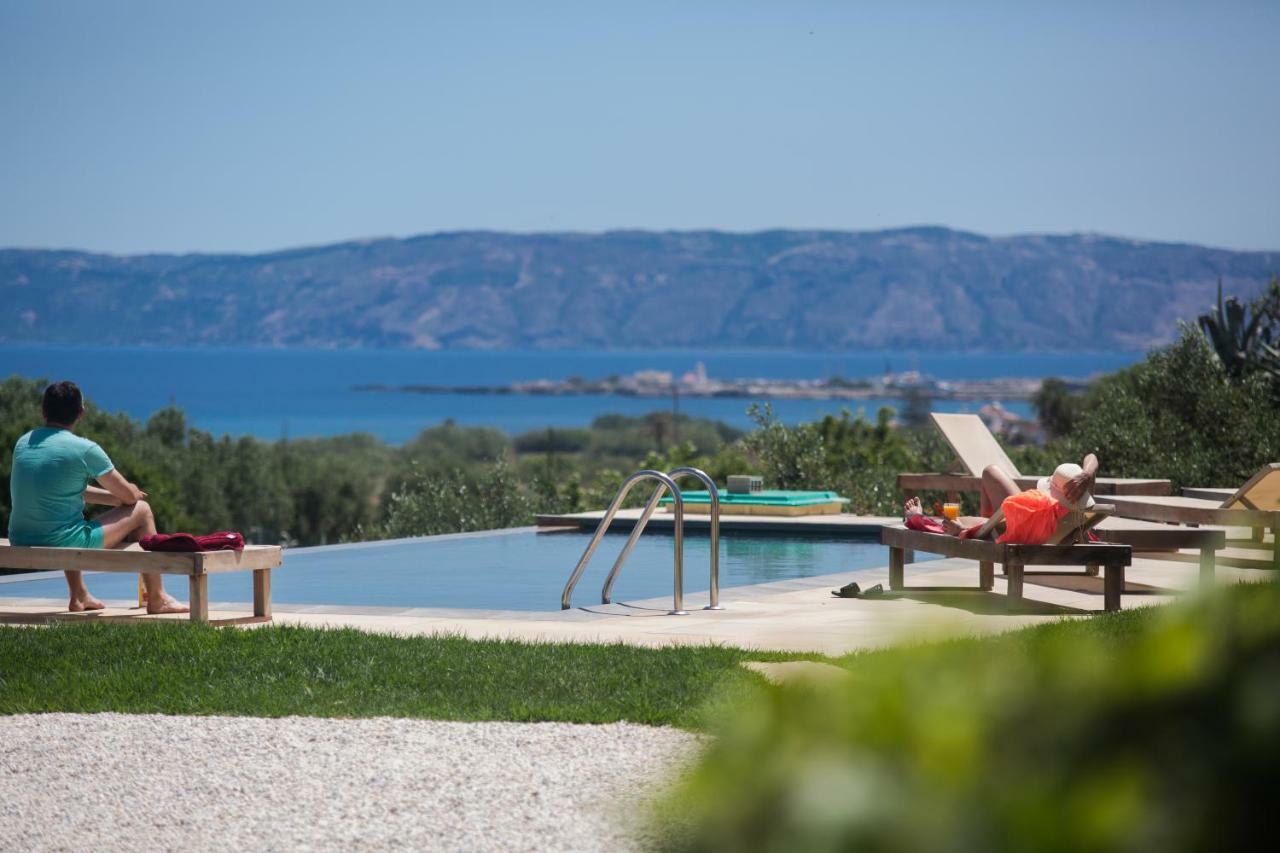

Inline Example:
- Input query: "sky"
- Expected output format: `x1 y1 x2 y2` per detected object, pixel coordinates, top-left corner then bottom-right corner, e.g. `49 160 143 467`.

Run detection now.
2 0 1278 255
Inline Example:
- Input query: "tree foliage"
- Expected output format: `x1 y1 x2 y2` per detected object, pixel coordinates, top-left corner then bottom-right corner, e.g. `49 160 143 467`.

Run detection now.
1053 331 1280 491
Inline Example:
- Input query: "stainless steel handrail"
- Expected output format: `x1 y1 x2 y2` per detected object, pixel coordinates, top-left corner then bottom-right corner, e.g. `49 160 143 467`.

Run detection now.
560 470 687 615
601 467 722 610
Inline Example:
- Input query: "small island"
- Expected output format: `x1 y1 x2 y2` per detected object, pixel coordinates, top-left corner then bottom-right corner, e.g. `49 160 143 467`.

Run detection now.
353 362 1088 402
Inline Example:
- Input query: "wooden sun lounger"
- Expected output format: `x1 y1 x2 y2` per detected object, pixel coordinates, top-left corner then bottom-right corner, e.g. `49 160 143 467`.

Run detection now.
898 413 1171 499
880 506 1133 612
0 538 282 624
1106 464 1280 571
1092 517 1225 585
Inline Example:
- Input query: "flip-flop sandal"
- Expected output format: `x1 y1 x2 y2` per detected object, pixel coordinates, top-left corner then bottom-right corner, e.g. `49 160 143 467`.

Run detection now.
831 582 885 599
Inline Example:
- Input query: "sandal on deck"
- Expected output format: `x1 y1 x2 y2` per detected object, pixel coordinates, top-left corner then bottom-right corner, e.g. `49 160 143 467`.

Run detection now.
831 582 884 599
832 582 861 598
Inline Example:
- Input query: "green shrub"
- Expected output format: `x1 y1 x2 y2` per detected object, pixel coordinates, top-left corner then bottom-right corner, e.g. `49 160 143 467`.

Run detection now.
652 581 1280 852
363 457 533 539
741 404 929 515
1057 331 1280 490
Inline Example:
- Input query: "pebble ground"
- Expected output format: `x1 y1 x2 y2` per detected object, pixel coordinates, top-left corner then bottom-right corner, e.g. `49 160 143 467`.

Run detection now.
0 713 699 852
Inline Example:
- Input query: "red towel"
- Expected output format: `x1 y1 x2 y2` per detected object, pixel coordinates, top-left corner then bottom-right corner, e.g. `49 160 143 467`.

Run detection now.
140 531 245 552
905 514 947 534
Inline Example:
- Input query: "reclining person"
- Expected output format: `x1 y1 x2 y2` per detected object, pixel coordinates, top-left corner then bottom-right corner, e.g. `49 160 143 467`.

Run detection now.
7 381 188 614
905 454 1099 544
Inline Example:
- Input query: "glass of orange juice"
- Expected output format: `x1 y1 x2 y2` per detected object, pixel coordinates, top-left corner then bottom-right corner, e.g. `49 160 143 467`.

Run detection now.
942 502 960 520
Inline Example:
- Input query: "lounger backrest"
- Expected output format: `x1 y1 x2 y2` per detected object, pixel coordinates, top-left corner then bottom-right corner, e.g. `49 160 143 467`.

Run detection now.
1046 506 1113 545
930 413 1022 479
1223 463 1280 511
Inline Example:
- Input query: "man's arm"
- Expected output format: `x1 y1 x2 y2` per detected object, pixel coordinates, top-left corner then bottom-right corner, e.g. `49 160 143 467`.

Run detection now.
96 468 147 506
83 485 122 506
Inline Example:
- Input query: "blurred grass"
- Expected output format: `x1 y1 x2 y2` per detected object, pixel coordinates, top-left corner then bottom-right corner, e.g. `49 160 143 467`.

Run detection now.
653 581 1280 852
0 622 808 728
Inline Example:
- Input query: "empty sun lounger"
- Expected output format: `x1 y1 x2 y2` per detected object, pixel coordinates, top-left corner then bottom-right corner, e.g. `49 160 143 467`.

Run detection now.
1107 464 1280 571
897 413 1171 499
0 538 282 624
1092 517 1225 586
880 506 1133 612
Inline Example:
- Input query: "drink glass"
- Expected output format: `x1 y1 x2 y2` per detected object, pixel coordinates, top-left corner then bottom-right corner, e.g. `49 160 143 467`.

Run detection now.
943 502 960 520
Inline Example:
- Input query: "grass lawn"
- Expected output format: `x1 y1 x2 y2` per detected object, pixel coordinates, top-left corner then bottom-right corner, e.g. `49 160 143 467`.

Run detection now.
3 583 1273 733
837 587 1169 668
0 622 806 727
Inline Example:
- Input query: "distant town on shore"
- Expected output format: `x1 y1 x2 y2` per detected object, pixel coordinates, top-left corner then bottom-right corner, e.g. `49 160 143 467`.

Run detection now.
354 362 1087 402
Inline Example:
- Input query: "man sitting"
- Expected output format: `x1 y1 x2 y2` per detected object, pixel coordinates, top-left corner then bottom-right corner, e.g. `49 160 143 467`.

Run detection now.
7 381 187 614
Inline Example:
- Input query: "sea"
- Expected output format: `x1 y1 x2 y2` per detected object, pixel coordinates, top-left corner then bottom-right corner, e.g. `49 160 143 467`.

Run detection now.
0 345 1144 444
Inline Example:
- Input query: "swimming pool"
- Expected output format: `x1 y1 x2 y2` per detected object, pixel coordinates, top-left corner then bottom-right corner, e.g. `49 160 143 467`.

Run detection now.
0 528 907 612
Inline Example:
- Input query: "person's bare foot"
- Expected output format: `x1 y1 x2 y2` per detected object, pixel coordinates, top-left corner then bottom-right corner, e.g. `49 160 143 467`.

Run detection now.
146 594 189 615
904 497 923 519
68 593 106 612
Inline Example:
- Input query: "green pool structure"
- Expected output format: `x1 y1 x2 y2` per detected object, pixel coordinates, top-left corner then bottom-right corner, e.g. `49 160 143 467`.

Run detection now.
659 490 850 516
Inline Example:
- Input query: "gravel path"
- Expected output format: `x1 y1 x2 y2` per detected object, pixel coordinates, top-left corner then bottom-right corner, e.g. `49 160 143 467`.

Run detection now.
0 714 700 852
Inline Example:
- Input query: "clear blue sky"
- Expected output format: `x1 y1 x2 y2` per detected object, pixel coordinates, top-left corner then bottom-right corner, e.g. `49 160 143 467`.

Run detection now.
2 1 1277 254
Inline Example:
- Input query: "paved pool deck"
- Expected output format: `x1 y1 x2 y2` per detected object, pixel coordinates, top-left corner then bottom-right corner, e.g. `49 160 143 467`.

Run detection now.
1 523 1270 655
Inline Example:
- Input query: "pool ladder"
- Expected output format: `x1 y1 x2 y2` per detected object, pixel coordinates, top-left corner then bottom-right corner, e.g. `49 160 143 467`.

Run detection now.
559 467 722 615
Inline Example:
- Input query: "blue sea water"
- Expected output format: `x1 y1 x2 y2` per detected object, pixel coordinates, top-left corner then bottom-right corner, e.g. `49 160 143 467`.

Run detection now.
0 345 1143 444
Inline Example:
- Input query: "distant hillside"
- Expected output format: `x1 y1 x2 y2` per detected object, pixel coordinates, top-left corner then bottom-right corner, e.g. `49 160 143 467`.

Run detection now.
1 228 1274 351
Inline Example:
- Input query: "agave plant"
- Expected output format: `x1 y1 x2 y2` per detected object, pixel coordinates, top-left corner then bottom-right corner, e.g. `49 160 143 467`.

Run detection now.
1198 277 1280 380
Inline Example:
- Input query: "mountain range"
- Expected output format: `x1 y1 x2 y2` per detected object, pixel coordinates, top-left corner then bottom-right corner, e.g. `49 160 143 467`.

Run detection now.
2 228 1275 351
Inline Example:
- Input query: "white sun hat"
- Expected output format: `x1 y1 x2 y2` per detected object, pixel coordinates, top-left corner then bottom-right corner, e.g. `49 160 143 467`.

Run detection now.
1037 462 1096 511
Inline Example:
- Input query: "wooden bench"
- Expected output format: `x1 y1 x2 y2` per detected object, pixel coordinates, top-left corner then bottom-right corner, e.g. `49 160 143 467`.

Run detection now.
880 525 1133 612
0 538 282 624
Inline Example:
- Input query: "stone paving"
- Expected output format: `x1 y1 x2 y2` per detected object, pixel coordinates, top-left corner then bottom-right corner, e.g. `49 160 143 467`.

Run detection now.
1 549 1265 655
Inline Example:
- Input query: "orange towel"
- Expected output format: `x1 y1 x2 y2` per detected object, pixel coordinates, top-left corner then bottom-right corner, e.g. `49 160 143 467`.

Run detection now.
997 489 1067 544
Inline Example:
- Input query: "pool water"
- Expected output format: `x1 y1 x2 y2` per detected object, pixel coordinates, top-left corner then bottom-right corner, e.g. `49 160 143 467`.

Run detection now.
0 528 907 612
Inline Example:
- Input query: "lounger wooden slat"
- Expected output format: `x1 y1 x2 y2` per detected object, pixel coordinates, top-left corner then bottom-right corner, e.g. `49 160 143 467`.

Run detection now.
0 538 282 624
1182 487 1236 502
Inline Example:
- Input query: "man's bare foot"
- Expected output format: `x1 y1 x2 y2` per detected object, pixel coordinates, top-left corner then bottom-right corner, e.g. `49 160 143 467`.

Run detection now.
68 594 106 612
904 497 923 519
146 594 190 615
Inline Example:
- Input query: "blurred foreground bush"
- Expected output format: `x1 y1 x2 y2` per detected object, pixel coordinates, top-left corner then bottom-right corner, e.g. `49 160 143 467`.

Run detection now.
652 581 1280 852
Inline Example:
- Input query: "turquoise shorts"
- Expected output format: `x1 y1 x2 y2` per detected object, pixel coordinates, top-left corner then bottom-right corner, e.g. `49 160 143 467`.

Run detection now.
75 520 105 549
10 520 103 550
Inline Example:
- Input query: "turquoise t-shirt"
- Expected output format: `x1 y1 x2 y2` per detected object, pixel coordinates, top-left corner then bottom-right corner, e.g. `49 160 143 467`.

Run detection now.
7 427 114 549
